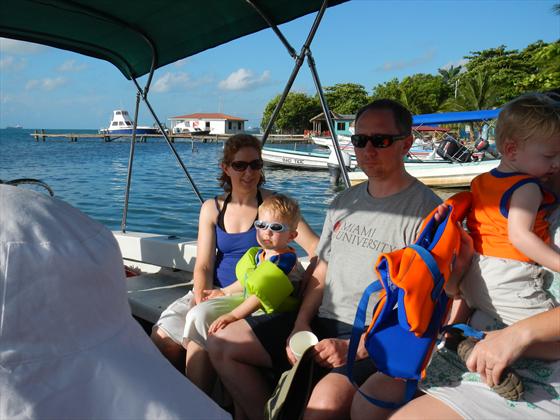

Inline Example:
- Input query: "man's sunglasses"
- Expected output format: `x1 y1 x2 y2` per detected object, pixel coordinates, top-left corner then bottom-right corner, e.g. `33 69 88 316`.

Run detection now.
230 159 264 171
254 220 290 232
350 134 409 149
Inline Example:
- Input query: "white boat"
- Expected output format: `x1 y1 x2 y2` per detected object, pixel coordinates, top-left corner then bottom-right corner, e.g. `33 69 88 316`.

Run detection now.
262 146 357 170
349 158 500 188
99 109 159 135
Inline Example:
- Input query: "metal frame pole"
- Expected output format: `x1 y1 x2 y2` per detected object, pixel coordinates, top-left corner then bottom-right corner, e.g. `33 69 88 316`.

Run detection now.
249 0 327 147
132 77 204 204
120 91 141 232
247 0 350 188
306 50 350 188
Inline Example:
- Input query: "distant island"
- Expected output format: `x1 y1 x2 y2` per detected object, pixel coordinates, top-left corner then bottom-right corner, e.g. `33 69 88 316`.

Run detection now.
5 125 23 129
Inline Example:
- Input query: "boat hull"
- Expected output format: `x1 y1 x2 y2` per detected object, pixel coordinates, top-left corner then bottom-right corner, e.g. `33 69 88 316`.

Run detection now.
262 147 357 170
348 159 500 188
99 127 159 135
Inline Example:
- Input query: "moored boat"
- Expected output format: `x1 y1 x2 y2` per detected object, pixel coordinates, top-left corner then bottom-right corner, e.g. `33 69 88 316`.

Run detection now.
349 158 500 188
262 146 357 170
99 109 159 135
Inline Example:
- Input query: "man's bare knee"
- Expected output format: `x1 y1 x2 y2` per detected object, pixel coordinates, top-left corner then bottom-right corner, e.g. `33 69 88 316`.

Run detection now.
305 373 355 420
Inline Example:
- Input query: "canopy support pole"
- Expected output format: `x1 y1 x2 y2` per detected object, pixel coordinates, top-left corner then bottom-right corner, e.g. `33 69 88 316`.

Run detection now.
132 77 204 205
306 50 350 188
247 0 350 188
121 91 142 232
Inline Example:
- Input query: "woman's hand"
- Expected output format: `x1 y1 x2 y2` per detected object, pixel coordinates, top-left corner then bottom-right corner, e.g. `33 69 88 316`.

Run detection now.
466 327 529 387
208 313 238 334
202 289 225 301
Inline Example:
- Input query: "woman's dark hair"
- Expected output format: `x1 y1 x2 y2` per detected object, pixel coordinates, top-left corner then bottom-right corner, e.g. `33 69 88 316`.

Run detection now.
354 99 413 135
218 134 265 191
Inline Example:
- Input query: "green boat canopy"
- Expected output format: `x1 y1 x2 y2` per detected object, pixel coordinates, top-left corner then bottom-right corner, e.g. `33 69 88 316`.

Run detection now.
0 0 347 80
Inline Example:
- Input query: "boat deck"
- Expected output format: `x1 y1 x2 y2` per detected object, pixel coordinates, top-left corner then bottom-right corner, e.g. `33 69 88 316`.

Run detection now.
126 270 192 325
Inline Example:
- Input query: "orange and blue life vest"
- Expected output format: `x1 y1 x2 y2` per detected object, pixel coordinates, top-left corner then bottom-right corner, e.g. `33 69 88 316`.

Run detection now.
467 169 557 262
347 192 473 409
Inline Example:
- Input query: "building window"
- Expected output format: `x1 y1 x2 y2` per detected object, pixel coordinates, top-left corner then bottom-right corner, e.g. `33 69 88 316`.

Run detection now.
337 122 345 131
238 122 242 130
228 121 232 130
206 122 210 128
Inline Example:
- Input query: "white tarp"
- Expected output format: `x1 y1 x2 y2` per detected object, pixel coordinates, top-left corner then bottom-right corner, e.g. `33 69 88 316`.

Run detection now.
0 185 230 419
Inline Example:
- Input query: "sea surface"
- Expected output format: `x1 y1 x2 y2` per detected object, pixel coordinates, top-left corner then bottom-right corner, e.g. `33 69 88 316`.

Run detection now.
0 129 340 240
1 129 461 246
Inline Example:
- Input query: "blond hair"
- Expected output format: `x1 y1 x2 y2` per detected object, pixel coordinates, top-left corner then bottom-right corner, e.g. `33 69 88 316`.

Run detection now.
495 92 560 153
259 193 301 229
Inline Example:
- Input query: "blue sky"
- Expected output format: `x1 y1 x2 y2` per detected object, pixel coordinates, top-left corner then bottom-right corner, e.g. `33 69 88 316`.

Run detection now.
1 0 558 129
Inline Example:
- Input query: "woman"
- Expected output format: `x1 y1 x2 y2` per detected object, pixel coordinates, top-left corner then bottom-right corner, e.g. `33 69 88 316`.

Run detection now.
150 134 318 394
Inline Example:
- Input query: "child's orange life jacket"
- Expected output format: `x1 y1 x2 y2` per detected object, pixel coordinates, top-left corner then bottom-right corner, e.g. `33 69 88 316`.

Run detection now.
467 170 556 262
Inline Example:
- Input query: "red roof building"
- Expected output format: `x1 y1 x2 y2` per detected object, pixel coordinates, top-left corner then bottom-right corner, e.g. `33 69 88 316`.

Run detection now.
169 113 247 135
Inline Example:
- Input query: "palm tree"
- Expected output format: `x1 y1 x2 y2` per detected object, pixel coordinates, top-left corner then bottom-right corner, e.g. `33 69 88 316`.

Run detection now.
438 65 462 84
438 65 462 97
553 3 560 15
442 71 499 140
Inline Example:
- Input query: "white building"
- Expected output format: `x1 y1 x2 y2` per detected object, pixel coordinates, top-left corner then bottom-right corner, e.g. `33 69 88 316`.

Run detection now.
168 113 247 135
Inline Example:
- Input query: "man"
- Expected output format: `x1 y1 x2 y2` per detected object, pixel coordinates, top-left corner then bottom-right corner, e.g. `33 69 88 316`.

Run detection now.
207 99 442 419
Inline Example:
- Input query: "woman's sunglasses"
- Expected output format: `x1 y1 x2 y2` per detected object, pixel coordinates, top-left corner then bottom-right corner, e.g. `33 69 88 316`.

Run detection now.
254 220 290 232
350 134 409 149
230 159 264 172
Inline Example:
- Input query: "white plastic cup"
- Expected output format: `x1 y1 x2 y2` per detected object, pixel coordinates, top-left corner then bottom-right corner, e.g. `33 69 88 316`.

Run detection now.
289 331 319 360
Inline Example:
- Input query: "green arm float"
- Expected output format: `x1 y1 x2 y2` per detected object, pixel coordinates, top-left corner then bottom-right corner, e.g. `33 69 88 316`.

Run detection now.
235 247 260 288
235 247 299 313
245 260 296 313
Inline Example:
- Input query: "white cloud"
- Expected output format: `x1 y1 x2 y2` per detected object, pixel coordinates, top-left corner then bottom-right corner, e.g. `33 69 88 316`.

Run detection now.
25 77 67 91
218 68 271 91
0 38 44 55
152 71 211 93
0 93 14 104
376 49 436 72
173 58 189 67
0 56 26 71
58 59 86 72
440 58 469 72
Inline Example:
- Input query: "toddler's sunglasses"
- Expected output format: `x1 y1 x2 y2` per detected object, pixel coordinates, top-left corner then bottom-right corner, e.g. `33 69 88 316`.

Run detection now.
230 159 264 171
254 220 290 232
350 133 409 149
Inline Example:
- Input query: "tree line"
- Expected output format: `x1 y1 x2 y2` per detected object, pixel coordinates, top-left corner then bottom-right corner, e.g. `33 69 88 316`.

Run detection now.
260 40 559 133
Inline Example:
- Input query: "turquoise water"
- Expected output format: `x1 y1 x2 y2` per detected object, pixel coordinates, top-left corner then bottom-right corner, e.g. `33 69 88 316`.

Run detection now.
0 129 338 239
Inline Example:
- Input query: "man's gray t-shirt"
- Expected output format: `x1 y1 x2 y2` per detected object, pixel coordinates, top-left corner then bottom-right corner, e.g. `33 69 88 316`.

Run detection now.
316 179 442 325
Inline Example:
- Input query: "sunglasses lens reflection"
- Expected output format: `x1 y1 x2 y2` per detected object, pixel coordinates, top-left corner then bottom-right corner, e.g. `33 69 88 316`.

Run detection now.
253 220 288 232
268 223 285 232
350 134 405 149
231 159 263 171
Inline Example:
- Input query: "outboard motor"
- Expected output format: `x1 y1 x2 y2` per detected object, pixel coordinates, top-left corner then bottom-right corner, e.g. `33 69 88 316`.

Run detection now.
436 136 472 163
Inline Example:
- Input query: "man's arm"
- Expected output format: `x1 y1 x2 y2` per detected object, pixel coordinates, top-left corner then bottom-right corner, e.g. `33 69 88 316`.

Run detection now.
285 259 327 364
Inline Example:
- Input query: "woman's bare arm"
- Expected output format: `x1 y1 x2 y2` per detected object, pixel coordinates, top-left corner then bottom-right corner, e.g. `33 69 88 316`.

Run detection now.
467 307 560 386
193 199 218 304
294 217 319 257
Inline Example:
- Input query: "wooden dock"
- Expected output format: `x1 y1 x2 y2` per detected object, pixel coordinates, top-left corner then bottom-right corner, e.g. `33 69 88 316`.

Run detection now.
31 130 310 144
